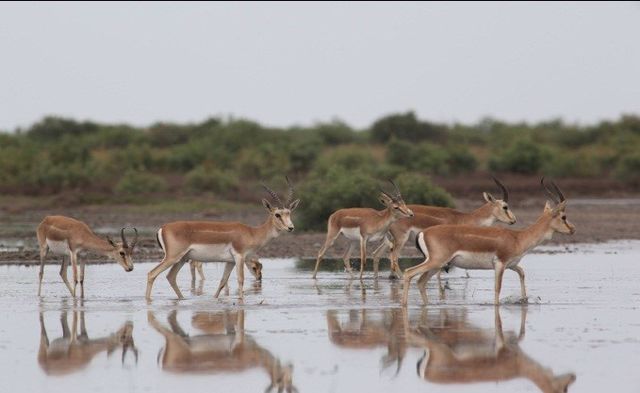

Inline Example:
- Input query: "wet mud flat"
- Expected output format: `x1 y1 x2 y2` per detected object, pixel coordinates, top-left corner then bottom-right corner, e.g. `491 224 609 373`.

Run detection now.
0 241 639 393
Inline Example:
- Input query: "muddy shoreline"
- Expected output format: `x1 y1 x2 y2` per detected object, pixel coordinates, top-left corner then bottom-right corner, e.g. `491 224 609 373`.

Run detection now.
2 197 639 265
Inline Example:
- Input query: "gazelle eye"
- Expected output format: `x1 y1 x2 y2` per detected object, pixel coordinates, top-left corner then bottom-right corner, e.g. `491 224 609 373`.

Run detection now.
503 206 508 211
275 213 281 218
119 252 125 257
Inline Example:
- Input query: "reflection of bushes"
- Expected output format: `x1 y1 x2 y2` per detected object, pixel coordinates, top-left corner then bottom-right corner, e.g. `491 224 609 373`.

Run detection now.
115 170 167 195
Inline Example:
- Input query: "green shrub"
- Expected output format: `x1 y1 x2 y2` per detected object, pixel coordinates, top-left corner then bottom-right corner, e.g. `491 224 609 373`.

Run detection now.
370 111 447 143
615 153 640 185
386 139 450 174
446 145 478 174
185 166 239 194
489 139 552 174
313 145 379 177
115 170 168 194
543 150 602 178
394 173 454 207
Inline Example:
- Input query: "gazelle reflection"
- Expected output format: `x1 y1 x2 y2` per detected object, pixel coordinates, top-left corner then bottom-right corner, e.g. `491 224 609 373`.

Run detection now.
148 309 296 393
326 308 408 375
38 309 137 375
409 306 576 393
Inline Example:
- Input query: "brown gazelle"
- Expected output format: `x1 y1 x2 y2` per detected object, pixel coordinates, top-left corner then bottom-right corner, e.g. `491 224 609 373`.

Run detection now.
402 179 575 305
38 309 138 375
36 216 137 297
146 178 299 300
312 180 414 279
149 309 296 393
371 177 516 278
409 306 576 393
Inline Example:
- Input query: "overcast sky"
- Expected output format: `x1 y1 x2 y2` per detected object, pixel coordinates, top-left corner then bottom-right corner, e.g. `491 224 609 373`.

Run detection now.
0 2 639 130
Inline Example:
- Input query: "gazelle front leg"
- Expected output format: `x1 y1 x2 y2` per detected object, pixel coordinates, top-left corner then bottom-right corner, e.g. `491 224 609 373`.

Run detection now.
371 237 391 279
494 261 506 305
78 259 86 298
59 256 74 296
37 245 48 296
510 265 528 301
389 232 409 280
69 250 79 298
342 242 356 276
234 253 245 299
359 235 368 280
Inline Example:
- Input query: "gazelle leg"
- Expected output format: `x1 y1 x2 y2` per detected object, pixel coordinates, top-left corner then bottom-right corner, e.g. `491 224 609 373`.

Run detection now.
146 253 184 300
359 236 368 280
312 226 341 279
189 260 197 288
214 262 235 298
197 262 205 280
389 232 410 279
402 256 446 306
70 250 79 298
494 261 506 305
78 259 86 298
371 237 391 279
166 260 187 299
511 265 527 301
234 253 245 298
416 268 439 305
342 242 356 275
37 245 48 296
58 256 73 296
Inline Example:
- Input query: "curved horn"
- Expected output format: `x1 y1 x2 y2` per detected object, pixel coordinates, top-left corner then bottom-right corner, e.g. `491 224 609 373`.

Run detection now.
550 181 566 202
261 182 284 207
130 228 139 248
491 175 509 202
388 179 402 200
540 177 559 204
120 228 128 248
285 175 295 207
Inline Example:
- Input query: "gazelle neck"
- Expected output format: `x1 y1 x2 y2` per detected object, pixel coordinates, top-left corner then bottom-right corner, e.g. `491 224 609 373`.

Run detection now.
516 214 554 254
81 233 115 256
465 203 495 226
251 216 281 248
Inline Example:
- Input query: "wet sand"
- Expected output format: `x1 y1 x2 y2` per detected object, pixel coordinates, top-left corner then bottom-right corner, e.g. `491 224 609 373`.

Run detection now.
1 197 640 264
0 241 639 392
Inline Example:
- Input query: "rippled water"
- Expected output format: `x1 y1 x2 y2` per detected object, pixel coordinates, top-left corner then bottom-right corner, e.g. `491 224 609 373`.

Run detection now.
1 242 639 392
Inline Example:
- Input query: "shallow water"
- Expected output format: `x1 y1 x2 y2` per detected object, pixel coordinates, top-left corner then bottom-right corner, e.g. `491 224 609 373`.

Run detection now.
1 242 639 393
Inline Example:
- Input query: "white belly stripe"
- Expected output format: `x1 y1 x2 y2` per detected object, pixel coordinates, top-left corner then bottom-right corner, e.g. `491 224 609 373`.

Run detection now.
187 244 235 262
450 251 496 270
46 239 70 255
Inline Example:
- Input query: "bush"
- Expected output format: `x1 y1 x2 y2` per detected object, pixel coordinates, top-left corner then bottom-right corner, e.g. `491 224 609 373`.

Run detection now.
489 139 552 174
615 153 640 186
394 173 454 207
115 170 168 195
446 145 478 174
543 150 603 178
185 166 239 194
313 145 379 177
386 139 450 174
370 111 447 143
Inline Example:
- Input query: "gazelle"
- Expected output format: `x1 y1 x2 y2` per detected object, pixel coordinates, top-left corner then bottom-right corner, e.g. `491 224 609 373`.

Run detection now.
149 309 296 393
36 215 138 297
402 178 575 305
408 306 576 393
371 177 516 278
312 180 414 279
38 309 138 375
146 178 299 300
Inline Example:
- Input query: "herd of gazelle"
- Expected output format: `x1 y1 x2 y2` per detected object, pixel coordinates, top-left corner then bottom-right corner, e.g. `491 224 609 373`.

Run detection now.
35 176 574 305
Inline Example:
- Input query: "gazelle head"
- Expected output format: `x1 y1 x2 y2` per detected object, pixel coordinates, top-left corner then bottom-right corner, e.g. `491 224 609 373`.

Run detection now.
483 176 517 225
249 257 263 280
108 321 138 364
262 177 301 233
379 179 414 218
542 178 575 235
106 228 138 272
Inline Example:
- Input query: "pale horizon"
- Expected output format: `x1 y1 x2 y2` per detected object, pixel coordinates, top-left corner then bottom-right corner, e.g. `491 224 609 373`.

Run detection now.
1 2 639 131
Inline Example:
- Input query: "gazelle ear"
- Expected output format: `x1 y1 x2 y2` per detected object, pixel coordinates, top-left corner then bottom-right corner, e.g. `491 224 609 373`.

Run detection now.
552 200 567 215
262 199 273 211
483 192 496 203
288 199 301 211
106 236 117 247
379 193 393 206
544 201 553 213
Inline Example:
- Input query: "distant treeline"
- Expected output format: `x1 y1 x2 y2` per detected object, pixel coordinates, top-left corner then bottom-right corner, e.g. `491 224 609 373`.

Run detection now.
1 112 639 228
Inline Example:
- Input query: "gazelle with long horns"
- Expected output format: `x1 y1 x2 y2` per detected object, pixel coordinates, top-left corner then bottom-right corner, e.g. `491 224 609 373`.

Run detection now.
402 178 575 305
312 180 414 279
146 177 300 300
36 216 138 297
371 177 516 278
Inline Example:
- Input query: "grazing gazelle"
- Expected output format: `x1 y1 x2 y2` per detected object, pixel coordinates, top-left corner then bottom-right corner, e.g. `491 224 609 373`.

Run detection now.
409 306 576 393
146 178 299 300
36 216 137 297
312 180 414 279
371 177 516 278
402 179 575 305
